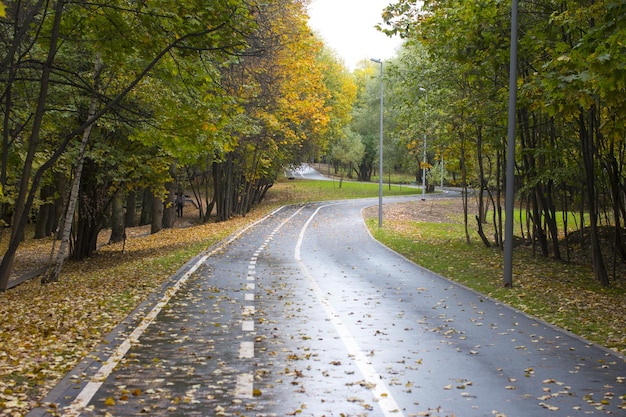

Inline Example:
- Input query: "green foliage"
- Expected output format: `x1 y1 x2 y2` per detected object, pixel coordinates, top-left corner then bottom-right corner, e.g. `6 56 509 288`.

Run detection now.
330 128 365 172
0 0 358 279
316 47 357 157
379 0 626 285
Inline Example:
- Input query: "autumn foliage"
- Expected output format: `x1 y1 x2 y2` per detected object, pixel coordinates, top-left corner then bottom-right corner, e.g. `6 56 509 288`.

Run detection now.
0 1 355 290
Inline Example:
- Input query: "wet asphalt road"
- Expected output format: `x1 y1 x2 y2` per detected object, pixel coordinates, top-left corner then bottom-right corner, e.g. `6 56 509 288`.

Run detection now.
31 197 626 417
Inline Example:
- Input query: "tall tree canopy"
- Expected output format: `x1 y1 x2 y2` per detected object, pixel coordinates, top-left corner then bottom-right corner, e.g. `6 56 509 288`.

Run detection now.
379 0 626 286
0 1 356 289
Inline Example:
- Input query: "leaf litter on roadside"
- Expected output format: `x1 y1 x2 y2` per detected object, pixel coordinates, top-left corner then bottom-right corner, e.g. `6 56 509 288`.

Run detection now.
0 211 270 415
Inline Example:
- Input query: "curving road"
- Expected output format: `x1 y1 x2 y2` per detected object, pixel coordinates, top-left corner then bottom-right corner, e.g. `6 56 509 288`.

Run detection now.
32 197 626 417
285 164 332 180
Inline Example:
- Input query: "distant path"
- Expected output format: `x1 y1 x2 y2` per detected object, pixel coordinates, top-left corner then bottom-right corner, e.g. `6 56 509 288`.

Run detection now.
285 163 332 180
31 194 626 417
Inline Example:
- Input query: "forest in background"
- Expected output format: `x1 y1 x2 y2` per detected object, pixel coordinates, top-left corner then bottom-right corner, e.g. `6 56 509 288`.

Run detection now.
0 0 356 289
362 0 626 286
2 0 626 290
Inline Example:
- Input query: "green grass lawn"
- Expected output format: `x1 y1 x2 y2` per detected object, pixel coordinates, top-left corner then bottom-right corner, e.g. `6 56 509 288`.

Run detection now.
270 177 421 204
365 216 626 355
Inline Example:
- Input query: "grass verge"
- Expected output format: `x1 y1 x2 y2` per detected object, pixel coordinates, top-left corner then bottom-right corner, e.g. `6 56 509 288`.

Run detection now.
366 216 626 356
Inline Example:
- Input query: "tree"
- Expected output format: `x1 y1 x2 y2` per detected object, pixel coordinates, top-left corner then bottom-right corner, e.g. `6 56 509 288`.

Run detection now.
349 62 382 182
330 128 365 186
316 48 357 162
41 55 104 284
0 0 257 289
382 0 626 286
212 0 333 221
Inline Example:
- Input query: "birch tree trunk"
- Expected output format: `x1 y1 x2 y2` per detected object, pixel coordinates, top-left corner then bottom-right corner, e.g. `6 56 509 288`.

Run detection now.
41 55 103 284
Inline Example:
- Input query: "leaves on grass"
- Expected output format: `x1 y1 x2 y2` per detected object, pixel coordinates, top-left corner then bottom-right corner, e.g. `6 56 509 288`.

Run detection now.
0 210 270 415
366 198 626 355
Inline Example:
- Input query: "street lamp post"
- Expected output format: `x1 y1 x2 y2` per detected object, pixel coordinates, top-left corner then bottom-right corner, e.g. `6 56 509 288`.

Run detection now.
441 153 444 189
503 0 519 287
419 87 427 199
422 132 426 199
371 58 383 228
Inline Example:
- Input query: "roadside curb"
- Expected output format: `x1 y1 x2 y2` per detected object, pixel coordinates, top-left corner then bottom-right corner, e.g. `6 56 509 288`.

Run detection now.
27 206 286 416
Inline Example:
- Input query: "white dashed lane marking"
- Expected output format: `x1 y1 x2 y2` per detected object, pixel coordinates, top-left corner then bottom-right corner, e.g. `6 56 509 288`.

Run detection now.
234 374 253 399
234 206 306 399
239 341 254 359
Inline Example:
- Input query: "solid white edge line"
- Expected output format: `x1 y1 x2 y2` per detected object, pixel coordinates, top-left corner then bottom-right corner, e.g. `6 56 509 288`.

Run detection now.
295 205 406 417
64 255 208 416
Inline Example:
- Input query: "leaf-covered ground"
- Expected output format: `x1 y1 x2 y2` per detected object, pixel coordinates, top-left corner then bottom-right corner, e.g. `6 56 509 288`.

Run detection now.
2 192 625 416
0 205 276 416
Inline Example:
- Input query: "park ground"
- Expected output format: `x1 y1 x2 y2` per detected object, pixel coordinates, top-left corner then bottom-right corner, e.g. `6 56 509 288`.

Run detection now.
0 181 624 415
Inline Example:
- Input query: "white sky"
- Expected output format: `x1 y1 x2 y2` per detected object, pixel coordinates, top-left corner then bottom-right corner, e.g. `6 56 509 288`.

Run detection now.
306 0 403 70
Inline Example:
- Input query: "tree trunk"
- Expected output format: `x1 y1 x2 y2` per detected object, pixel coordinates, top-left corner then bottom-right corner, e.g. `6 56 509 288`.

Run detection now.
51 172 67 239
540 180 562 260
459 130 470 244
151 189 163 234
72 165 105 261
604 154 626 262
1 0 46 228
109 188 125 243
125 190 136 228
580 108 609 286
475 215 491 248
0 0 66 290
34 185 55 239
41 54 103 284
213 157 235 222
532 187 550 257
139 188 152 225
495 148 504 249
186 167 205 220
475 124 490 247
162 164 177 229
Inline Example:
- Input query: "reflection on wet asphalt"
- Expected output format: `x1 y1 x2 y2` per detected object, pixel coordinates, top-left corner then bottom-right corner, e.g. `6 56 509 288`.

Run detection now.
32 198 626 417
